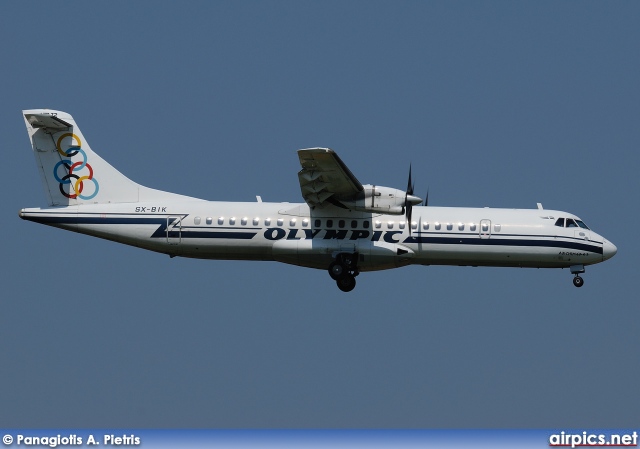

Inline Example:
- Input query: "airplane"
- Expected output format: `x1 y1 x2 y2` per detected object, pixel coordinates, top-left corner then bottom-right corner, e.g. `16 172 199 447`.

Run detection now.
19 109 617 292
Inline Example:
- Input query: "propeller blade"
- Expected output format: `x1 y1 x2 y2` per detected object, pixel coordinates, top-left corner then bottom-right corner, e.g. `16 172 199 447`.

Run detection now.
405 165 416 234
424 188 429 207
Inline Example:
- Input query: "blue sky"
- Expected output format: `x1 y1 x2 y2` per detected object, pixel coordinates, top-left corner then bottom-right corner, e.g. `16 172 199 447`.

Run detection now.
1 1 638 427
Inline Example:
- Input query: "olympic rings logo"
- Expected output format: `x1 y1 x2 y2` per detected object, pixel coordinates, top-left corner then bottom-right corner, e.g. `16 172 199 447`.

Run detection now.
53 133 100 200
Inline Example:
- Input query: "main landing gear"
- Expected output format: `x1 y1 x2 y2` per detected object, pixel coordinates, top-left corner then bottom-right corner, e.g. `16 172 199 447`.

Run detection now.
570 264 585 288
328 252 359 292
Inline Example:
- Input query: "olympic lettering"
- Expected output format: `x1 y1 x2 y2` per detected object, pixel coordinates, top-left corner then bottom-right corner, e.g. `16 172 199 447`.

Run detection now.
53 133 100 200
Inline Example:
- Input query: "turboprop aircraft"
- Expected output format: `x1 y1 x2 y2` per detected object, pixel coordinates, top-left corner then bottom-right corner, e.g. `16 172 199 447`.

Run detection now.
20 109 617 292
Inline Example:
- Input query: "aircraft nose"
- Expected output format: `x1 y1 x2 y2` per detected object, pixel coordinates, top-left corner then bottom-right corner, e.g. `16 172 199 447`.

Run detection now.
603 239 617 261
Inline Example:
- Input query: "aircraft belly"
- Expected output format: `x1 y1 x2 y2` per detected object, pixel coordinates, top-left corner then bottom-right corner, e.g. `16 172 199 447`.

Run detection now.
412 241 601 268
271 238 413 271
72 223 169 253
272 239 337 269
176 238 273 260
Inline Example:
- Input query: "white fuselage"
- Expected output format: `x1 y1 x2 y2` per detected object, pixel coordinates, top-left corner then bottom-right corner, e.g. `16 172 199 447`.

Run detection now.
20 200 616 273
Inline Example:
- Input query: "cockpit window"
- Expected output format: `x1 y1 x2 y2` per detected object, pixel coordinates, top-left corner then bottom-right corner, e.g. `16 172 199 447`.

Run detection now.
575 220 590 230
554 217 590 229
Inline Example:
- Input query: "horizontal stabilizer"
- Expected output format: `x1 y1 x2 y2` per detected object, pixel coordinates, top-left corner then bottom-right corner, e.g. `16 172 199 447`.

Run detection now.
24 113 72 131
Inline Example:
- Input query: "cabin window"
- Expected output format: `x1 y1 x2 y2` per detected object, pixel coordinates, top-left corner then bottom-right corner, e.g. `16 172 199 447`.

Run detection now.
423 222 429 230
241 217 248 226
229 217 236 225
481 223 489 232
338 220 345 228
411 221 418 230
363 220 370 229
399 221 405 229
218 217 224 225
265 218 271 226
194 216 201 225
326 219 333 228
446 223 452 231
470 224 477 232
435 222 441 230
351 220 358 228
314 219 321 228
290 218 296 226
277 218 283 226
458 223 464 231
302 219 309 227
375 220 382 229
206 217 213 225
555 218 565 227
494 224 501 232
387 221 394 229
252 218 259 226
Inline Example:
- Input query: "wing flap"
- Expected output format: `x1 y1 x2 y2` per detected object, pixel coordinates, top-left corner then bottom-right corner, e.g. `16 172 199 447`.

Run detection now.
297 148 363 208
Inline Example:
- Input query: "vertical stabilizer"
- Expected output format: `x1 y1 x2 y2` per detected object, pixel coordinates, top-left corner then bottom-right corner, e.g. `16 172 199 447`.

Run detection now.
23 109 198 206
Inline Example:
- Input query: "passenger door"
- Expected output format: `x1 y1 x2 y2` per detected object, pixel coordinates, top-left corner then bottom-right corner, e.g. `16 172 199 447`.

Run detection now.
166 216 182 245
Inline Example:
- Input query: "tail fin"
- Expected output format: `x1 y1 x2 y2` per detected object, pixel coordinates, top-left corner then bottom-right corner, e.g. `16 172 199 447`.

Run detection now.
23 109 196 206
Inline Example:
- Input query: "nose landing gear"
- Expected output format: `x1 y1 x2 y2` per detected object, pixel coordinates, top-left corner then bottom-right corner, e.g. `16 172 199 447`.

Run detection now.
328 252 359 292
570 264 585 288
573 275 584 288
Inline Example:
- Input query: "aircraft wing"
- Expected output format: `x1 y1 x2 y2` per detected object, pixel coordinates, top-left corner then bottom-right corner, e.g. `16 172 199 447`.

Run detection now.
297 148 364 208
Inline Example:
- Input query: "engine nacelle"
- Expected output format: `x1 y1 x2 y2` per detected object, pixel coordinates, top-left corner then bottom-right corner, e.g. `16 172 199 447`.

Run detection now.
341 184 421 215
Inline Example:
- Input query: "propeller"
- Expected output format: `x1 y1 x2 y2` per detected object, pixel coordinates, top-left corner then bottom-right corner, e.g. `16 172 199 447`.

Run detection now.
404 165 422 234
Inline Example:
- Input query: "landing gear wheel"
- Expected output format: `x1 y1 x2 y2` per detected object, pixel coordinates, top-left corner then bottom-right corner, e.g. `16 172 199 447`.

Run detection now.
573 276 584 288
329 261 346 280
337 274 356 292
